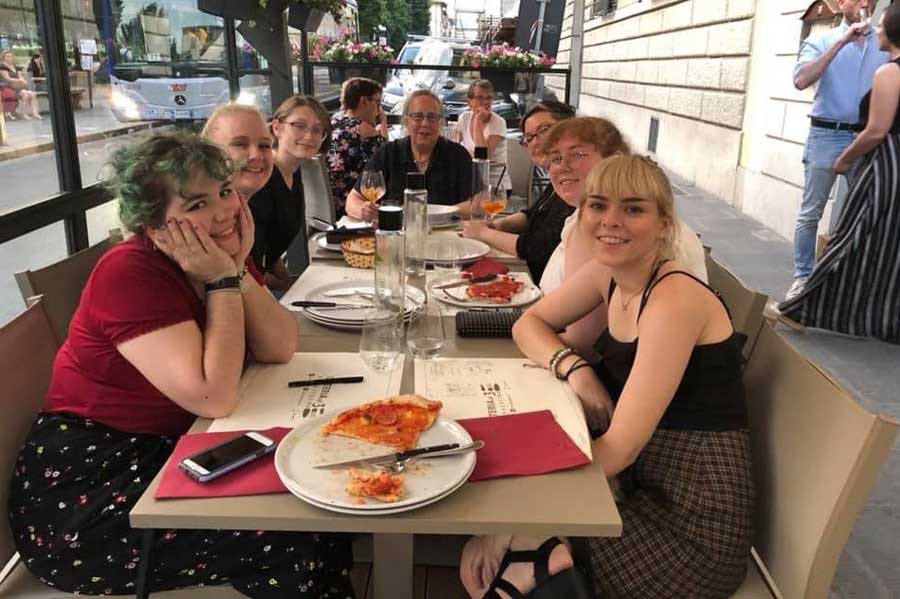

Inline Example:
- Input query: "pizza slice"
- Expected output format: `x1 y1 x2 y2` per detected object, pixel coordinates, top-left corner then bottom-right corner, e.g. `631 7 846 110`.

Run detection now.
466 275 525 303
345 468 405 503
321 394 443 450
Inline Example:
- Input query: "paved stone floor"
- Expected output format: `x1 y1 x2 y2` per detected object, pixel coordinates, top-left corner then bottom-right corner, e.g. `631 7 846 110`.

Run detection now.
672 174 900 599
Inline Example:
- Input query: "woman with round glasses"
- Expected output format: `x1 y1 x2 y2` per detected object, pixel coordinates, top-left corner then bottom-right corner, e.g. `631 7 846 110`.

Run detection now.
461 100 575 282
326 77 388 218
458 79 511 194
344 89 473 223
250 95 329 290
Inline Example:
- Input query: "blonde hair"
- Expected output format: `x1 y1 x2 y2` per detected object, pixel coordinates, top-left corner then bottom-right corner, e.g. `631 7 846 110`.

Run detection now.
541 116 630 158
583 155 679 260
201 102 268 138
403 89 443 117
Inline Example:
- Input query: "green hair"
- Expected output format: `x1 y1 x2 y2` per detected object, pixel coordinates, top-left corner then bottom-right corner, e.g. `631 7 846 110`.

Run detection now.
108 132 234 233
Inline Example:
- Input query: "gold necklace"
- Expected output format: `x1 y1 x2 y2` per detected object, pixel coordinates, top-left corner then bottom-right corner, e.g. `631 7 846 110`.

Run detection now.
618 286 644 311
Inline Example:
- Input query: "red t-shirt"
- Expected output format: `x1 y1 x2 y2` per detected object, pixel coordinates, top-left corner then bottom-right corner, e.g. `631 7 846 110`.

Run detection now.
44 234 263 436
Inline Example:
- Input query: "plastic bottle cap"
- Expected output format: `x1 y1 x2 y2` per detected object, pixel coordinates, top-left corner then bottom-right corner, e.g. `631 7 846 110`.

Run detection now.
378 205 404 231
474 147 488 160
406 172 426 189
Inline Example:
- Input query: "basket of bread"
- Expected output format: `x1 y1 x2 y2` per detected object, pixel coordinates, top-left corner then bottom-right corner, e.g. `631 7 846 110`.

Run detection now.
341 235 376 269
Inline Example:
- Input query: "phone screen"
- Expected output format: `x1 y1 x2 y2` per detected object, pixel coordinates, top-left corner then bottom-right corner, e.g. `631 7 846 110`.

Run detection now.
189 435 267 472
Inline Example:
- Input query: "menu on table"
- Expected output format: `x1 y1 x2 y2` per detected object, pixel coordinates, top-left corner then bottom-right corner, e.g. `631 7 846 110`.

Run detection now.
207 353 404 433
414 358 592 459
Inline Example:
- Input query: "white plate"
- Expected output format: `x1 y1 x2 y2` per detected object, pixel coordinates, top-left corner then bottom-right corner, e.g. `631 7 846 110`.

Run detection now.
316 235 342 252
427 205 460 225
298 282 425 324
275 413 475 513
411 238 490 265
428 273 543 308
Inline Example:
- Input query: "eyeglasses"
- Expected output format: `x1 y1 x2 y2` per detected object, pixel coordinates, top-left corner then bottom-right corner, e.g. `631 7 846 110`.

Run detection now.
548 150 593 168
407 112 443 123
519 123 554 147
284 120 326 140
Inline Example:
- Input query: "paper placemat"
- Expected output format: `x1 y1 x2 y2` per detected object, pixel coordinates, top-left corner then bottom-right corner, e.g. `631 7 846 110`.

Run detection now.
208 353 405 432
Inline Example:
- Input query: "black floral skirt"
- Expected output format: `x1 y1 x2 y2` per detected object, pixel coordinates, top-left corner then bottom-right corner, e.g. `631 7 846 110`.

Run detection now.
8 413 355 598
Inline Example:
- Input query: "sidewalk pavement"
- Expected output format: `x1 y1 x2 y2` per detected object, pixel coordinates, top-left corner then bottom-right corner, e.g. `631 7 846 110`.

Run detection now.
673 173 900 599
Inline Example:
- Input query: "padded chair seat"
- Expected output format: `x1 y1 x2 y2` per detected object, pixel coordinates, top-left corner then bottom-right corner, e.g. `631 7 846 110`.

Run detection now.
729 558 774 599
1 563 247 599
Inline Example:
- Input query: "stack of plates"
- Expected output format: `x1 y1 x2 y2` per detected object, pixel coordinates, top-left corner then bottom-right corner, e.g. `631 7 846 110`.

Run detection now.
298 281 426 331
410 238 491 266
427 205 460 228
275 414 476 515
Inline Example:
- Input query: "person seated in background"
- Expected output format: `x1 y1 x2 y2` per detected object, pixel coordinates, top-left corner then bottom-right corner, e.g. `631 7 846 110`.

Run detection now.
0 49 41 120
457 79 511 195
202 102 274 201
27 51 46 91
460 100 574 283
251 95 330 290
461 156 754 599
8 132 355 598
326 77 389 219
344 89 474 223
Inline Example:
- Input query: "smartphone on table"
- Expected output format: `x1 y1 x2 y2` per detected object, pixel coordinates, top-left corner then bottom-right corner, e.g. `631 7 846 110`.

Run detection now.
179 431 277 482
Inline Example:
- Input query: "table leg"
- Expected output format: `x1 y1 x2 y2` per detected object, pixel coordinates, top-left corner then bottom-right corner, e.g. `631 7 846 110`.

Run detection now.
134 529 155 599
372 533 414 599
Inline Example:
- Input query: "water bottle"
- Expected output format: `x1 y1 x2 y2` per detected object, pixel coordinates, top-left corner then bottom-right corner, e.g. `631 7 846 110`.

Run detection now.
404 171 428 277
374 204 407 315
472 146 490 221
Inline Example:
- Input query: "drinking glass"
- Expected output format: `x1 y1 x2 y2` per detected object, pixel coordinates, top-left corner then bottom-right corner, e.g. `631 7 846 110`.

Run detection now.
406 301 445 360
429 238 461 275
481 185 507 223
359 170 386 224
359 309 402 372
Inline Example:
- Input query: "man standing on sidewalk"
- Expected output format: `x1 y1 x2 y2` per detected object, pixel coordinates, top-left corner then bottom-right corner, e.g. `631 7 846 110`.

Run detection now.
787 0 887 300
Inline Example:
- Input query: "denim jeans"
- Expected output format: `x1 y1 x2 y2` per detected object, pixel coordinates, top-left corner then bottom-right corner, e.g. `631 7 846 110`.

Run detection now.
793 126 855 278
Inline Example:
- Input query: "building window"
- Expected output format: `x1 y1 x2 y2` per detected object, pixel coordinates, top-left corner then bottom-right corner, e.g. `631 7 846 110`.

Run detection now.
592 0 617 18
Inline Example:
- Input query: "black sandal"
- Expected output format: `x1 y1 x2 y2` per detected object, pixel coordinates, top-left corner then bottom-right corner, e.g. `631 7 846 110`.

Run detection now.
482 537 594 599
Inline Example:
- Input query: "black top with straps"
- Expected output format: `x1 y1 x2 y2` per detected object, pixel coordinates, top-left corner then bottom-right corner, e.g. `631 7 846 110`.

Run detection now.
858 56 900 134
592 263 749 432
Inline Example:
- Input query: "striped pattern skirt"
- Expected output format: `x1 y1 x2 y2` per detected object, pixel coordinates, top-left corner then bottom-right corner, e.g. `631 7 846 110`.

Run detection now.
577 429 755 599
780 133 900 342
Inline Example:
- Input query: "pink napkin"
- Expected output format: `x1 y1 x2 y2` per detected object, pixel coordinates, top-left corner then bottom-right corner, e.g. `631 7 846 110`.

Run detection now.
457 410 590 482
155 427 291 499
463 257 509 278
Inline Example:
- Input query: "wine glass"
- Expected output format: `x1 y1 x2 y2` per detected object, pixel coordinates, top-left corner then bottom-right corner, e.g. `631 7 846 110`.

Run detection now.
481 185 507 223
359 170 386 224
359 309 402 372
406 301 445 360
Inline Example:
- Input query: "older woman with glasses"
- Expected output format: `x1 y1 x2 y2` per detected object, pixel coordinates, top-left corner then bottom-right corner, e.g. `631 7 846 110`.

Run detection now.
458 79 511 194
250 95 329 290
462 100 576 283
345 89 474 223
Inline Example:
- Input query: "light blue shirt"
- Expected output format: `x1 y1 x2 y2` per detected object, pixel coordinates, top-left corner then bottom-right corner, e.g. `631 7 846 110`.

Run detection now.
795 21 889 123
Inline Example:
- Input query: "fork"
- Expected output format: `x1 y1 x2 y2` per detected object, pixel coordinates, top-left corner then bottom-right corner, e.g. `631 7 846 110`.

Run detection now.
373 440 485 474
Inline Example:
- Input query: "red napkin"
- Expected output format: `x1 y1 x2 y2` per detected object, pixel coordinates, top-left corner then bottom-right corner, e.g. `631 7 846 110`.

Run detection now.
463 257 509 278
457 410 590 482
155 427 291 499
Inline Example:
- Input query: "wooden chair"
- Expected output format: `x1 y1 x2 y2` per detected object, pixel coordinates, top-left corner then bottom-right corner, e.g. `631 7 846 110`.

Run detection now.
302 155 336 231
732 324 899 598
705 253 768 360
15 230 124 345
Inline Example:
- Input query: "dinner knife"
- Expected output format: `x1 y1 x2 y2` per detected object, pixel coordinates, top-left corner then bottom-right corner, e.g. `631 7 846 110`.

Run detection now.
290 300 371 310
433 273 498 290
313 442 462 470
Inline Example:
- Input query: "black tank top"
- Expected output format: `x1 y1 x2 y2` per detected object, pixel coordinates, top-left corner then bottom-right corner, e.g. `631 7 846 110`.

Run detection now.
858 57 900 134
592 263 749 432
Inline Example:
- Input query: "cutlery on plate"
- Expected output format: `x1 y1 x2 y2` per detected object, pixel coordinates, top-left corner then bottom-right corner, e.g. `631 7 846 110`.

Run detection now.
433 273 498 290
290 300 371 310
313 441 482 470
373 441 486 473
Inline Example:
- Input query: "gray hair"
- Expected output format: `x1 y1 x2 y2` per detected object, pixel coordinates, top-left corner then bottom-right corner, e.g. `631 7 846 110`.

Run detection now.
403 89 443 117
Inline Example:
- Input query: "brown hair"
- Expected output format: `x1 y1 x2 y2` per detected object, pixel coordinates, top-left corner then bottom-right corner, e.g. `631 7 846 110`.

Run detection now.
541 116 630 158
403 89 443 117
521 99 575 130
583 155 679 260
341 77 383 110
466 79 494 99
270 95 330 150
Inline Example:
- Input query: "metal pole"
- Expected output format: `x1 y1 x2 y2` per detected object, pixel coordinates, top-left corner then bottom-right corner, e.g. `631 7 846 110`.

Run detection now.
534 0 550 53
224 18 241 99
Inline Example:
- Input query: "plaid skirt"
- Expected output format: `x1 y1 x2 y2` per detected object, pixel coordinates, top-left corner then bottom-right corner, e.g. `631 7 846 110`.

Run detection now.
581 429 754 599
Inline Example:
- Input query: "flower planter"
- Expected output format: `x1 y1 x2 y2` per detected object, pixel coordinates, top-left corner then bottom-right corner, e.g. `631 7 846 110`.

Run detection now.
288 5 325 32
197 0 257 19
328 66 387 85
482 70 516 94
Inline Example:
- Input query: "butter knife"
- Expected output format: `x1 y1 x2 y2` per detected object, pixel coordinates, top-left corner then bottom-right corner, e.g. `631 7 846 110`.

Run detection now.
313 442 462 470
433 273 498 290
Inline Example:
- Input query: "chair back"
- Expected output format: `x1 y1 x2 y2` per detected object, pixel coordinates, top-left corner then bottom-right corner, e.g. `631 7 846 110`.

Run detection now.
705 253 767 359
302 156 336 231
743 325 898 599
15 230 123 345
506 136 532 204
0 300 58 569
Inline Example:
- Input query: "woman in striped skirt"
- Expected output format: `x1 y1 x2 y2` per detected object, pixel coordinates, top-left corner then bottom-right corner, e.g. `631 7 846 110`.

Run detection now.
777 5 900 343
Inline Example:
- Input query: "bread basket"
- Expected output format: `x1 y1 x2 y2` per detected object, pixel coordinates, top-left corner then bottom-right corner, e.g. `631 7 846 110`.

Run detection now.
341 236 376 269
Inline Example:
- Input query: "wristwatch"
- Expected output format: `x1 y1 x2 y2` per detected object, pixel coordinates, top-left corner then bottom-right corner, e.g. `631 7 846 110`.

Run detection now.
204 276 241 293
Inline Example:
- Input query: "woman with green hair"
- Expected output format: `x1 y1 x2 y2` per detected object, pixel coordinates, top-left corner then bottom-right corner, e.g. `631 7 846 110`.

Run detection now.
7 132 355 598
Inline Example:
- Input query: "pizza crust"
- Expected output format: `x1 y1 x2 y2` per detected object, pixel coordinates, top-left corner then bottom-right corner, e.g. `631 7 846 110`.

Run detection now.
345 468 405 503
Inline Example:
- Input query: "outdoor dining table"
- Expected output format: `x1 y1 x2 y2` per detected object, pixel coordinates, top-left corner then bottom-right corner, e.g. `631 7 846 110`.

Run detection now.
129 239 622 599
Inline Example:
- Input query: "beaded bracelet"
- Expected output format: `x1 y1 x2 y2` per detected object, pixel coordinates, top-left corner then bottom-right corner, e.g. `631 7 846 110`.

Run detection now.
547 346 570 374
564 360 593 381
551 347 579 380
